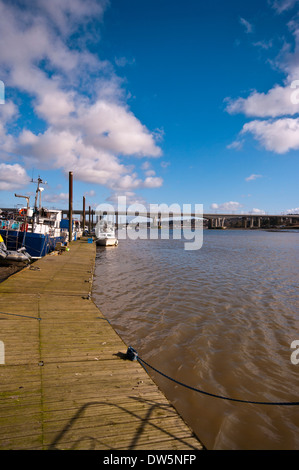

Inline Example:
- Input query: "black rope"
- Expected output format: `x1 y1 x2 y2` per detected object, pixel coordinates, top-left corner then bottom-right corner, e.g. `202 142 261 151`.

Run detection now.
0 311 41 320
126 346 299 406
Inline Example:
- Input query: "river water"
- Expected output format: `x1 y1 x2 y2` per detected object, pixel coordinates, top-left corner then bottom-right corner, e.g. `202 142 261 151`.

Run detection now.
92 228 299 450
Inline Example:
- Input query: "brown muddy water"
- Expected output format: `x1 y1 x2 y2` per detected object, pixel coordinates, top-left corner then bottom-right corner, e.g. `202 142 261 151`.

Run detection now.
92 228 299 450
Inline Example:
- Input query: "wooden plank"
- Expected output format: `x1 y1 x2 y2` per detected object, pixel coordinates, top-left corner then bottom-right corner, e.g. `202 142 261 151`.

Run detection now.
0 238 203 450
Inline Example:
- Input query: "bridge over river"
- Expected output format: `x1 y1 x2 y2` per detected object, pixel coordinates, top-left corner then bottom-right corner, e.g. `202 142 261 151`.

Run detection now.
61 209 299 230
1 206 298 230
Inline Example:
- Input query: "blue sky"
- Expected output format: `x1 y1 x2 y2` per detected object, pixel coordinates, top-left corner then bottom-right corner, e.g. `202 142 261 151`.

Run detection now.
0 0 299 214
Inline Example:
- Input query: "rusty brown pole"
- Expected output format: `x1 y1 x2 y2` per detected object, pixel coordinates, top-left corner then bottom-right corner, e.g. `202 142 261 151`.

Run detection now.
68 171 73 243
83 196 86 233
88 206 91 234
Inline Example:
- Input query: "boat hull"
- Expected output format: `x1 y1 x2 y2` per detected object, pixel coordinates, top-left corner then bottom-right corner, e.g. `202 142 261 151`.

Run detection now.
0 255 31 267
96 237 118 246
0 230 65 259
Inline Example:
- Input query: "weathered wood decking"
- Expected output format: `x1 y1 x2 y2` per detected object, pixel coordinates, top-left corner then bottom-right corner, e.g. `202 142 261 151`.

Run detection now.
0 238 203 450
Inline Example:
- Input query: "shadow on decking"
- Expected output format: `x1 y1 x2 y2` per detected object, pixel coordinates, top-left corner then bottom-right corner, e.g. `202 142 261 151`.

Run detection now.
47 397 201 450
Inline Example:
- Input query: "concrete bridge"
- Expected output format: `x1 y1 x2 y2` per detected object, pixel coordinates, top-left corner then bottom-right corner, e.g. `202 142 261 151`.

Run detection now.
2 206 298 230
60 209 299 230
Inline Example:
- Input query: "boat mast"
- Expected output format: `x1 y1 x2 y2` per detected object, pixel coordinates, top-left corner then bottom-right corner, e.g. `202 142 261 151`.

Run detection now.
32 176 47 211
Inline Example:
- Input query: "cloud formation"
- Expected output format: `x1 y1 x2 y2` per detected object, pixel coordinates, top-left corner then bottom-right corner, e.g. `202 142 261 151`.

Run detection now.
270 0 299 14
0 163 30 191
210 201 243 212
249 208 266 214
239 17 254 34
226 6 299 154
226 85 299 118
0 0 163 194
242 118 299 153
245 174 263 181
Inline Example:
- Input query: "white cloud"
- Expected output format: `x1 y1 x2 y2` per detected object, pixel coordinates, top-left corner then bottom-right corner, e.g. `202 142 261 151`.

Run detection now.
225 85 299 117
43 192 69 203
270 0 299 13
106 190 147 207
226 139 244 150
0 163 30 191
143 176 163 188
0 0 163 194
37 0 108 36
114 56 135 67
285 207 299 213
0 101 19 158
253 40 273 50
249 208 266 214
210 201 243 212
241 117 299 153
226 6 299 154
84 190 96 198
145 170 156 177
239 17 254 34
73 100 162 158
245 174 263 181
141 161 151 170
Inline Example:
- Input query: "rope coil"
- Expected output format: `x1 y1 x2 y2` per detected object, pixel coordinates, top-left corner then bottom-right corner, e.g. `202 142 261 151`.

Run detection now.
126 346 299 406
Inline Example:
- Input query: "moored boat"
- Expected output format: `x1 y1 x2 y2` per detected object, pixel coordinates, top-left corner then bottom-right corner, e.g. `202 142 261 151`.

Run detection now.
0 235 31 266
0 177 67 259
60 218 83 241
95 220 118 246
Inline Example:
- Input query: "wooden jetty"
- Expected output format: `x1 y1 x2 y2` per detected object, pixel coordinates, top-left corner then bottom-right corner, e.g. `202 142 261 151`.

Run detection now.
0 238 203 450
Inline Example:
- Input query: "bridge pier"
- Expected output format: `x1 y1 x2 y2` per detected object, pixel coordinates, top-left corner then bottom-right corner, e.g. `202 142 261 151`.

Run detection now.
208 217 226 229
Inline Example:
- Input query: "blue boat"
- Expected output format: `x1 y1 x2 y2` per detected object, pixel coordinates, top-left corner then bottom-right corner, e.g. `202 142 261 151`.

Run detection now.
0 177 67 259
60 218 83 241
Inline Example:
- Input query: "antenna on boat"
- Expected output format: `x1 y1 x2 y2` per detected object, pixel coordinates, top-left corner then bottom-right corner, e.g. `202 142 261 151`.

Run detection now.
31 176 47 210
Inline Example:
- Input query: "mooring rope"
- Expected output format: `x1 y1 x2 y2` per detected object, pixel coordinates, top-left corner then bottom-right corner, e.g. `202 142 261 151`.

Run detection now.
126 346 299 406
0 311 41 320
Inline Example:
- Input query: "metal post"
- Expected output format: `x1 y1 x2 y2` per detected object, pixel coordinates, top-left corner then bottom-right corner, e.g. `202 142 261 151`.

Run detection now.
89 206 91 234
83 196 86 233
69 171 73 243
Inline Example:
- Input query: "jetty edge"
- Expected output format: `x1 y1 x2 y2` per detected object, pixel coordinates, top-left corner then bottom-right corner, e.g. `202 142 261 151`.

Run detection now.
0 237 204 451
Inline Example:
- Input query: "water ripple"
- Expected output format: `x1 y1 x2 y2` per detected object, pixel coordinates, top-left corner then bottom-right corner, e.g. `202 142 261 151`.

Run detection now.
93 230 299 449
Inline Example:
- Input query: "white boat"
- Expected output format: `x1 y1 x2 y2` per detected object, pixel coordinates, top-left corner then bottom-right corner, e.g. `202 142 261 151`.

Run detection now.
95 220 118 246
